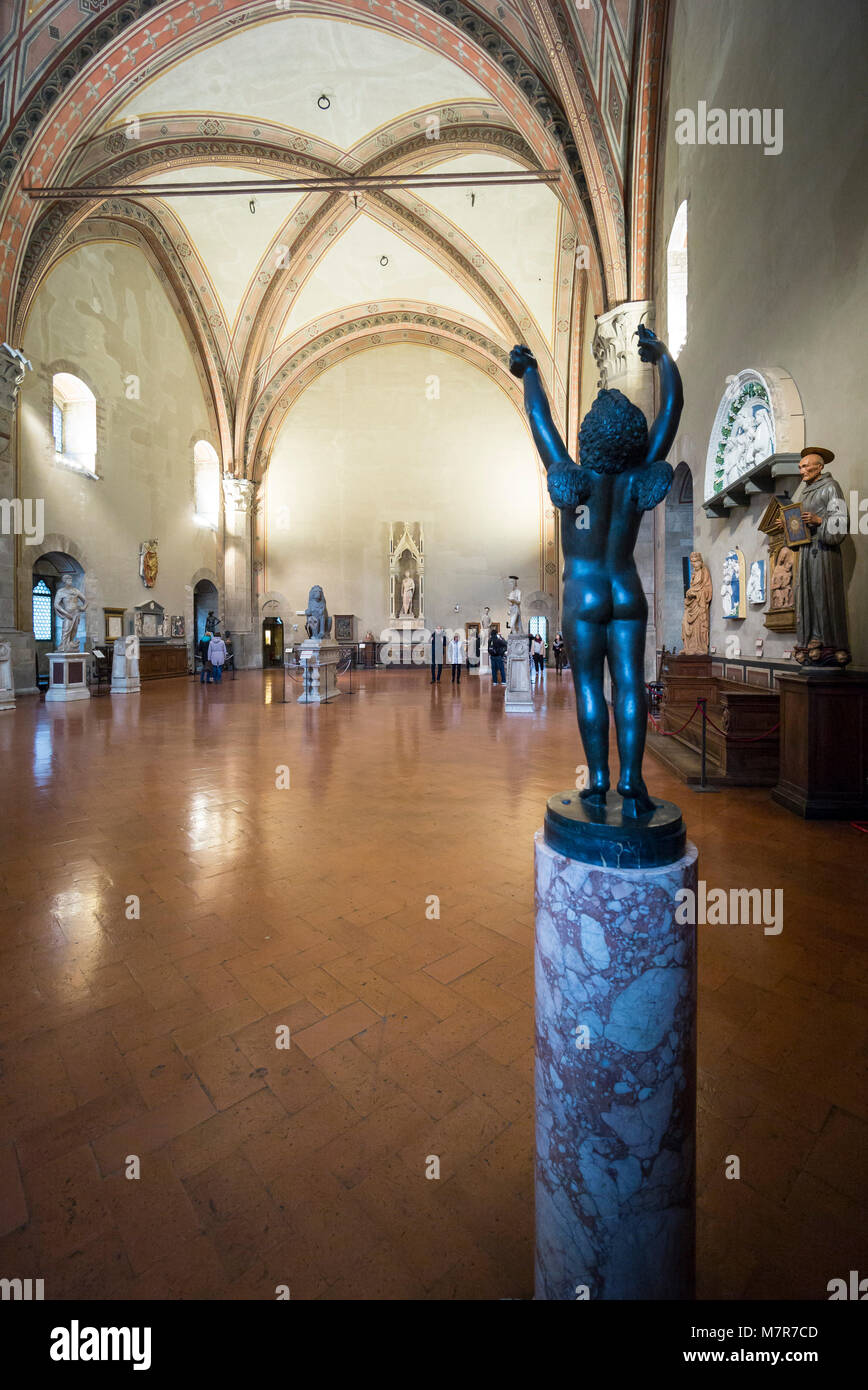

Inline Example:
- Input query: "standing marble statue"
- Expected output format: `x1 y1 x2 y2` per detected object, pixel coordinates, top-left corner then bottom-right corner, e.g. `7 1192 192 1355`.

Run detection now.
507 578 523 634
304 585 331 639
400 571 415 617
681 552 712 654
511 323 683 816
53 574 87 651
794 447 851 666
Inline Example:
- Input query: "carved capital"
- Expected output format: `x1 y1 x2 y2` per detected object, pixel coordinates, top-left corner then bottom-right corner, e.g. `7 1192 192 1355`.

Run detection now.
222 477 255 513
0 342 32 414
591 301 654 389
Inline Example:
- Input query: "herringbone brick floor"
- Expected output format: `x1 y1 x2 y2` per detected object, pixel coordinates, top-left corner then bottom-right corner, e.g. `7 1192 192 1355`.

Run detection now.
0 667 865 1299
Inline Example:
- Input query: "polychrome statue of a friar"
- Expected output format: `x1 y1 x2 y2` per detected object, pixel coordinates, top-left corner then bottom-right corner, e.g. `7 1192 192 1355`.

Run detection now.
510 324 683 818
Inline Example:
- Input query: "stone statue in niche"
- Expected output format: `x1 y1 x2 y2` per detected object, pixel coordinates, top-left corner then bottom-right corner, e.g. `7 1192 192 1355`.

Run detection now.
507 578 523 633
400 571 415 617
511 322 683 817
54 575 87 651
681 551 712 654
770 546 795 610
304 585 331 640
793 447 851 666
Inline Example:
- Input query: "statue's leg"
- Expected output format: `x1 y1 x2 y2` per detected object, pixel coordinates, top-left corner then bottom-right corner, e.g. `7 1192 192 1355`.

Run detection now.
608 616 655 817
566 619 609 806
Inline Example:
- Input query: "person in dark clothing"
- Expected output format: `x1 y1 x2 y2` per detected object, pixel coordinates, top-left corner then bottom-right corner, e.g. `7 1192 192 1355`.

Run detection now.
430 625 445 683
553 632 566 673
198 631 212 683
490 629 507 685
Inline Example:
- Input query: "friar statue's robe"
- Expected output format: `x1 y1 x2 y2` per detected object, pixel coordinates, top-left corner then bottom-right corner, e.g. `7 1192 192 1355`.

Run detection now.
794 472 850 658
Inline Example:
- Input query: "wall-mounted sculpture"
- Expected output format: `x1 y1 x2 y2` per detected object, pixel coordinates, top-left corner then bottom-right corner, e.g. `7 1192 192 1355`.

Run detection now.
748 560 766 605
389 522 423 625
722 547 746 619
681 551 712 654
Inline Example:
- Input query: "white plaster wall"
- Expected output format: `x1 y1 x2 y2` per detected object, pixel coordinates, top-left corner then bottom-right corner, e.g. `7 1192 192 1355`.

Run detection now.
262 345 542 637
654 0 868 664
18 241 219 650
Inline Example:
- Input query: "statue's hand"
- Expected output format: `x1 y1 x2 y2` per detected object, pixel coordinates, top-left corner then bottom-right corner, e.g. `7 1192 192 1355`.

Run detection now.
509 344 538 379
636 323 665 364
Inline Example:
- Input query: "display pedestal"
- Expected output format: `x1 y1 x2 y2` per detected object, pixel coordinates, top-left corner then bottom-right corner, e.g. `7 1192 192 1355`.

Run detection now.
473 632 491 676
533 824 697 1300
772 668 868 818
505 633 533 711
111 637 141 695
296 638 341 703
46 651 90 703
0 640 14 712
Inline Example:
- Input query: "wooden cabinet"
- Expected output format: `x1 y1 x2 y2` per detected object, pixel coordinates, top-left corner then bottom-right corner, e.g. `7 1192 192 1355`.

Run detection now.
773 670 868 817
137 643 189 680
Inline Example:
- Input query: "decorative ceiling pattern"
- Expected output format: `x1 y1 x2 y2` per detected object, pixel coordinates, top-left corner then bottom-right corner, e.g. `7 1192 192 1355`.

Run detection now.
1 0 668 479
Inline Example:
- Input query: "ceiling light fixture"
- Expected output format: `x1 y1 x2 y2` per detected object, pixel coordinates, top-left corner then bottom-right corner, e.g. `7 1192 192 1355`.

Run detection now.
317 94 331 110
249 198 256 214
379 256 389 267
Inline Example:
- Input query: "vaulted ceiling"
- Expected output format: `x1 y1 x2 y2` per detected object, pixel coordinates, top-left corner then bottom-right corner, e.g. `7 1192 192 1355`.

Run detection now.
0 0 669 478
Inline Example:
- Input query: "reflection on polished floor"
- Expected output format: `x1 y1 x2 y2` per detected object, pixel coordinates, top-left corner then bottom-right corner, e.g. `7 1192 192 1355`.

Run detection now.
0 668 865 1300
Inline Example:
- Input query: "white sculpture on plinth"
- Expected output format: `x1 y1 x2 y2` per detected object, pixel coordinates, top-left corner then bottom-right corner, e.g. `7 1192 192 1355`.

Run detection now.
507 577 523 634
53 575 87 651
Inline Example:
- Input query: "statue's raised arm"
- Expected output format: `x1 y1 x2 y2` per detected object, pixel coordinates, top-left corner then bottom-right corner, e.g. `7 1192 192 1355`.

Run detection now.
509 345 573 473
636 323 683 463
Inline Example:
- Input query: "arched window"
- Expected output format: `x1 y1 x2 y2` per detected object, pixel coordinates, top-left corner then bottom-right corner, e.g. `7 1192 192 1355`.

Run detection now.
32 578 53 640
666 201 688 361
52 373 97 475
193 440 220 530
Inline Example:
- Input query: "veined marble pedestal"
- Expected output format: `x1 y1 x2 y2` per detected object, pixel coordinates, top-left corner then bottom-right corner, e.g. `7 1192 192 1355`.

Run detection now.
534 828 698 1299
46 651 90 703
0 640 15 712
296 637 341 703
505 633 533 711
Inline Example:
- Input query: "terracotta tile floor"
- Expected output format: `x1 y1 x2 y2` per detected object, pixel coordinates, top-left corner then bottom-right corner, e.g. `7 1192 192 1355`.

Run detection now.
0 668 865 1300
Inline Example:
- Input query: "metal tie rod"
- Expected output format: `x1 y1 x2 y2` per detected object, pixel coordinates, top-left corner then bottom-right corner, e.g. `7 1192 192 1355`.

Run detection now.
24 168 562 200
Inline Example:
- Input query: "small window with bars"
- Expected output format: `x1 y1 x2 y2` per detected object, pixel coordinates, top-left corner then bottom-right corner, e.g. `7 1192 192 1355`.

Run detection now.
52 400 64 454
33 579 53 640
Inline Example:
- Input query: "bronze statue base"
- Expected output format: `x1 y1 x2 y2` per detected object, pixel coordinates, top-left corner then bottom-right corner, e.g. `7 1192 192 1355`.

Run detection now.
544 790 687 869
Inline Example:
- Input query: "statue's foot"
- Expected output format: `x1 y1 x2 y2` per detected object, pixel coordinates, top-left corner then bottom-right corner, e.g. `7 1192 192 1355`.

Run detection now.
617 779 656 818
579 784 609 808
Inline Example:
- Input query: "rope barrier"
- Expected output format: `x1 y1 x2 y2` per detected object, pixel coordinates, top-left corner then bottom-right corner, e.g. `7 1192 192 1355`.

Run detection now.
649 699 780 743
647 701 702 736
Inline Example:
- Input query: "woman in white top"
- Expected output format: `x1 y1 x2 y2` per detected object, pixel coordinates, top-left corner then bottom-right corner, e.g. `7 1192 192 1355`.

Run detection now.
448 631 464 685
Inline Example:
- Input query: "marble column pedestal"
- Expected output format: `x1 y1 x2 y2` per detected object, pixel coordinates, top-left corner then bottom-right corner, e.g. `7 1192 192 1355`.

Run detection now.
46 651 90 703
534 829 698 1299
472 634 491 676
296 637 341 703
505 633 533 711
0 640 14 711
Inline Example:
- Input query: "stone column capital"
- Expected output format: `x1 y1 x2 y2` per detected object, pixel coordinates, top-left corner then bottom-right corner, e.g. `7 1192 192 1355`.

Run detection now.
591 301 654 389
0 343 32 414
222 476 255 513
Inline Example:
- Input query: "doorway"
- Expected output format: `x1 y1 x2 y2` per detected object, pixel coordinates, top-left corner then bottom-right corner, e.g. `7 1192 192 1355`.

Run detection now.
193 579 219 644
262 616 284 666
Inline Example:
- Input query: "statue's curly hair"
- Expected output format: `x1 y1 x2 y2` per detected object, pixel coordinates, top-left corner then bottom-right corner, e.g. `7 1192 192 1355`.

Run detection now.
578 389 648 474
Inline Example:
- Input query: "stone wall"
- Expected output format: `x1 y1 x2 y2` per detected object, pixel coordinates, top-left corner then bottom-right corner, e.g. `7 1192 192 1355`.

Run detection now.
653 0 868 666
